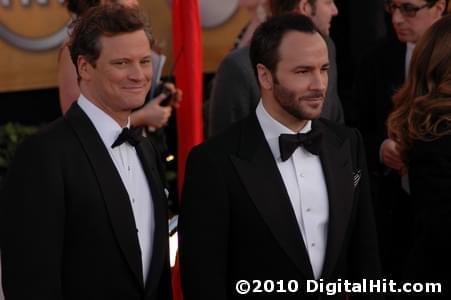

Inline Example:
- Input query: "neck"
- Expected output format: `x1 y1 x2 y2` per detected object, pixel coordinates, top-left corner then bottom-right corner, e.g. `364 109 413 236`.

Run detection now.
261 96 308 132
81 88 130 128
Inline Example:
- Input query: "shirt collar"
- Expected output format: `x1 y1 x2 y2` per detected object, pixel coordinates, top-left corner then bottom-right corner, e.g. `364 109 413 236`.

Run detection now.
405 42 416 76
256 100 311 160
406 42 415 52
77 94 130 149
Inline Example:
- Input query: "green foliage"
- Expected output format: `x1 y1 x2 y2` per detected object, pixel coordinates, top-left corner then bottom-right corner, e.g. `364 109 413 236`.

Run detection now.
0 123 39 169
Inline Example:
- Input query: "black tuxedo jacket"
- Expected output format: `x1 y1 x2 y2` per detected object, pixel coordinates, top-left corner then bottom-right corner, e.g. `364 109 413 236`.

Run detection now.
179 114 382 300
0 104 171 300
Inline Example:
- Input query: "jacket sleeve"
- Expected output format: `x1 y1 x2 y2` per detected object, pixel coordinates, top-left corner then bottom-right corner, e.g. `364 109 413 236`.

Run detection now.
178 145 230 300
0 136 65 300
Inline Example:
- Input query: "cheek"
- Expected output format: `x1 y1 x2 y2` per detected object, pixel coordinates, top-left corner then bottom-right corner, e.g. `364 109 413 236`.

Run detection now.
322 73 328 86
145 67 153 81
415 19 431 35
404 20 422 38
106 72 127 86
317 6 329 20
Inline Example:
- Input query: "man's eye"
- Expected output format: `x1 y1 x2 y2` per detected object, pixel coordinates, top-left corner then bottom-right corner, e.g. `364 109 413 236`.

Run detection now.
402 4 417 13
141 59 151 64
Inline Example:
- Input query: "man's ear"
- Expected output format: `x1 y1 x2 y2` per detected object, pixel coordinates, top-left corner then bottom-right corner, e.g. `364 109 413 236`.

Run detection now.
77 56 93 81
434 0 446 16
296 0 313 16
257 63 274 90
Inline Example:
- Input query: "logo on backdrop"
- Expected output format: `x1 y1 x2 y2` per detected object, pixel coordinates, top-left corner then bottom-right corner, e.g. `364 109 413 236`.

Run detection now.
0 0 69 52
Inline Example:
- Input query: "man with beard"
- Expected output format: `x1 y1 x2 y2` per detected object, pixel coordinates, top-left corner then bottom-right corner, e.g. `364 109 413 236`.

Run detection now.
178 14 382 300
208 0 344 138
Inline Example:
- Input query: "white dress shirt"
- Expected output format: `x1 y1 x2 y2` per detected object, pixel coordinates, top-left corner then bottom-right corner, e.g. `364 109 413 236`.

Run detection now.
256 101 329 279
403 42 415 193
405 42 415 77
78 95 154 282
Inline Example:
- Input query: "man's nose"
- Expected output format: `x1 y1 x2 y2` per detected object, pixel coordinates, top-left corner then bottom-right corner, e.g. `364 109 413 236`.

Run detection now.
331 2 338 16
128 63 147 81
310 71 327 92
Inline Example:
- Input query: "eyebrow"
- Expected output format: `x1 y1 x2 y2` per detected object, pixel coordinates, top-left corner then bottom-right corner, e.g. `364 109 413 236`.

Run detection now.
110 55 152 62
291 63 330 71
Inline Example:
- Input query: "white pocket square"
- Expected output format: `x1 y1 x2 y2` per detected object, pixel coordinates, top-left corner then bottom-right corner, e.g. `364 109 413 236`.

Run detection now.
353 170 361 187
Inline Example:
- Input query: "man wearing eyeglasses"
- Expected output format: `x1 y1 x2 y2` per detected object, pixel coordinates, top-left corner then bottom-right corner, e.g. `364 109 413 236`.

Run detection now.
352 0 447 280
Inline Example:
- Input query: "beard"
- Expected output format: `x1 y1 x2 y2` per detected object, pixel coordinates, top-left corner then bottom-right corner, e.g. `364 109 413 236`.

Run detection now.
273 80 325 121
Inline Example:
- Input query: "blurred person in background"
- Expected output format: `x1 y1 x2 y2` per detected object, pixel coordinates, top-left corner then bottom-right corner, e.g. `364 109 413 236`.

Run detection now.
387 15 451 299
352 0 447 278
233 0 269 50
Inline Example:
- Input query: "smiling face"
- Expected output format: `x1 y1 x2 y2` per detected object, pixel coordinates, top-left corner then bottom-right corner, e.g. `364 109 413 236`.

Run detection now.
258 31 329 130
78 30 152 124
390 0 444 43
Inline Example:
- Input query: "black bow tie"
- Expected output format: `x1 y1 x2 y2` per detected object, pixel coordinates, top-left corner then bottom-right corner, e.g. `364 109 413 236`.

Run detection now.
111 127 141 148
279 130 322 161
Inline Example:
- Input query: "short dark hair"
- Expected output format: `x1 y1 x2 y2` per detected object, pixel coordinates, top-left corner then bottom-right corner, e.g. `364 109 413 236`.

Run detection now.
65 0 101 16
443 0 449 15
69 4 153 76
269 0 316 16
423 0 448 15
64 0 129 16
250 14 321 80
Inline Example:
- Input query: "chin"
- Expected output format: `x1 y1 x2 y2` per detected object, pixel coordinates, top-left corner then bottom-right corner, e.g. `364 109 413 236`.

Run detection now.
303 107 323 120
395 32 413 43
128 97 146 109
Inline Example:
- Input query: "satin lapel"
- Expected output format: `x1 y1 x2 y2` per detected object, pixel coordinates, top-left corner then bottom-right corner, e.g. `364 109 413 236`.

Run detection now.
65 104 144 287
314 121 354 279
135 140 169 294
230 114 314 279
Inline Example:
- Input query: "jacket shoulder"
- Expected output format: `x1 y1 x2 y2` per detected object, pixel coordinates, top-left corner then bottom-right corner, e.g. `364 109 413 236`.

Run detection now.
193 118 245 157
18 117 73 152
317 118 360 140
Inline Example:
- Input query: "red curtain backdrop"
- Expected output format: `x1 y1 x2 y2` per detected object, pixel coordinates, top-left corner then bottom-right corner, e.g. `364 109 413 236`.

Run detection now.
172 0 203 299
172 0 204 194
